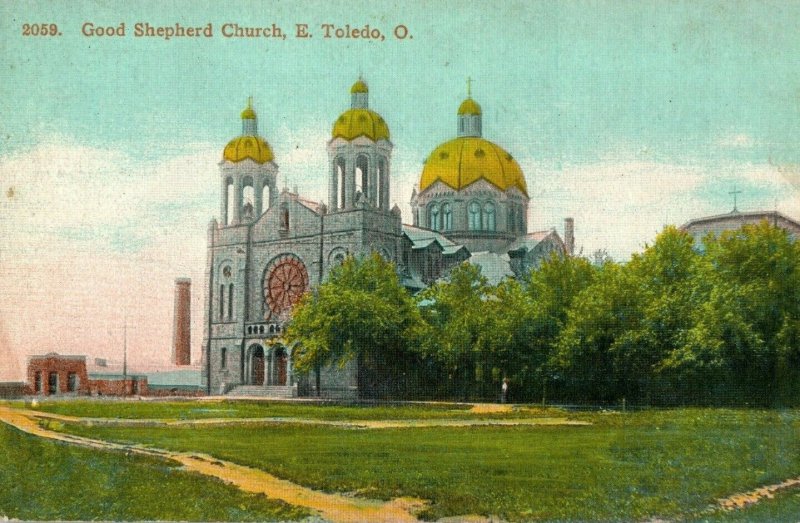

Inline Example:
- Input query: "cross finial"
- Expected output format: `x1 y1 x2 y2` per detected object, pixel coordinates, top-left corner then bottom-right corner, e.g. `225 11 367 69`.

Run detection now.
247 96 253 109
466 76 472 98
729 185 742 212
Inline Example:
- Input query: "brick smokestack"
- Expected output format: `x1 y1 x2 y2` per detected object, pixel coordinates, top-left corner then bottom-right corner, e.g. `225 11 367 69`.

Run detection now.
564 218 575 256
172 278 191 366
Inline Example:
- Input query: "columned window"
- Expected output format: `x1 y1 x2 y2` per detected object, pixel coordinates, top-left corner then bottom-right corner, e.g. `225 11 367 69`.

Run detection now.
483 202 496 231
429 204 440 231
442 203 452 231
468 201 481 230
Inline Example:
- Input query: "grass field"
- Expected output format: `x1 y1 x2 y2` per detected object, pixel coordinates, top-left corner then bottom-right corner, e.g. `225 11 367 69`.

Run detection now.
0 422 309 521
44 404 800 521
17 398 543 420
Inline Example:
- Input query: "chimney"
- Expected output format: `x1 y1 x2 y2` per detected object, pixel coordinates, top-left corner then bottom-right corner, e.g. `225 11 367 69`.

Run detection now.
564 218 575 256
172 278 191 366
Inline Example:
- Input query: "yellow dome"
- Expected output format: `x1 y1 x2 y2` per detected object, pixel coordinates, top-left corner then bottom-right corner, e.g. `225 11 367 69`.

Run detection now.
458 98 482 116
419 137 527 196
241 107 256 119
223 136 274 164
332 108 390 141
350 79 369 93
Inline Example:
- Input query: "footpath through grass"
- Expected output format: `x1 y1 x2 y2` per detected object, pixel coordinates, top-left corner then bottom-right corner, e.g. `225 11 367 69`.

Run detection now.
57 408 800 521
17 398 544 421
0 422 309 521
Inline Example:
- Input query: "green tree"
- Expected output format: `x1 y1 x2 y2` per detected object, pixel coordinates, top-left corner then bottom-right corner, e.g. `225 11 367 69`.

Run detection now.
288 253 423 398
520 255 597 401
416 262 489 400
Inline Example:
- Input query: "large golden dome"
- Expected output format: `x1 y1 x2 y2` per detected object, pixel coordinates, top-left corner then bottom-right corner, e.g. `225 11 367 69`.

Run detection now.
332 109 390 141
223 136 274 163
419 137 527 196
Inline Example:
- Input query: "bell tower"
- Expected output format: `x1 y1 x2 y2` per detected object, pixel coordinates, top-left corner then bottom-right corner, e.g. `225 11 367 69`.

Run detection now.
327 78 393 213
219 99 279 226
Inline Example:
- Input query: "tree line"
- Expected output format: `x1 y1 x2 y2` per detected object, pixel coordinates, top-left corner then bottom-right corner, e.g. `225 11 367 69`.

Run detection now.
288 221 800 406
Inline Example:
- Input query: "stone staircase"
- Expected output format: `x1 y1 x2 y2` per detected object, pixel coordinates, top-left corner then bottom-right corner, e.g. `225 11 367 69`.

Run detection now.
226 385 296 398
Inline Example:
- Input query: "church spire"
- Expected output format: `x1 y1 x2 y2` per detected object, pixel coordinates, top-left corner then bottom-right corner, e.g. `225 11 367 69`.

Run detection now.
457 77 482 137
350 77 369 109
241 97 257 135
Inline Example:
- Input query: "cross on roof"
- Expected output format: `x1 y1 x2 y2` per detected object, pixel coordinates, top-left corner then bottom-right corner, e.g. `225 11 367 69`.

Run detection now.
729 185 742 212
467 76 472 98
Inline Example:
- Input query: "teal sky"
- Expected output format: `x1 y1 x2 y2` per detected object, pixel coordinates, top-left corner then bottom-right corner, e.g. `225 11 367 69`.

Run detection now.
2 0 800 377
3 0 800 164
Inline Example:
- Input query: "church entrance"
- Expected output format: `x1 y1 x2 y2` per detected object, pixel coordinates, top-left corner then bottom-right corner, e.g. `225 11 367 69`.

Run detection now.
275 347 288 386
251 346 265 385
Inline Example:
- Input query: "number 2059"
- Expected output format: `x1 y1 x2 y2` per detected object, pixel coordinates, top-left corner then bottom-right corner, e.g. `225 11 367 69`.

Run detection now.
22 24 60 36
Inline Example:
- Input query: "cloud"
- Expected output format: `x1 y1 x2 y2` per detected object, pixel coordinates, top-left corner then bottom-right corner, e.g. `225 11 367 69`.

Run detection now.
716 133 756 148
0 136 218 378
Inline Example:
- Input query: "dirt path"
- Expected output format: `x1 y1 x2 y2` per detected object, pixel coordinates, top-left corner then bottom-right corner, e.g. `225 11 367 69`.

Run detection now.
0 405 424 523
25 408 589 429
716 476 800 511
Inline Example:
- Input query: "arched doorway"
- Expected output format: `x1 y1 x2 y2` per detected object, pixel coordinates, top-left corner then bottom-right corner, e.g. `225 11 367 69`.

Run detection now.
275 347 288 386
250 345 265 385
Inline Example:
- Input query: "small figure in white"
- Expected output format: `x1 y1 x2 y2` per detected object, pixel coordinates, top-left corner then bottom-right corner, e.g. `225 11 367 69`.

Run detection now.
501 377 509 404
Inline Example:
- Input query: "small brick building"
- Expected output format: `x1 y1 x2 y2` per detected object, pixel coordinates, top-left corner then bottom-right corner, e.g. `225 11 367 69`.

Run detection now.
26 353 147 396
27 353 89 396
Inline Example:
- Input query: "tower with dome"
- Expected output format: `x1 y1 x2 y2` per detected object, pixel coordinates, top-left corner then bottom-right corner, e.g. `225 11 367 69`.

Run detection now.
202 79 572 398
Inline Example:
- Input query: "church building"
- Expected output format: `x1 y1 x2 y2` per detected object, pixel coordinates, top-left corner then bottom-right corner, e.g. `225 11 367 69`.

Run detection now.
201 79 571 398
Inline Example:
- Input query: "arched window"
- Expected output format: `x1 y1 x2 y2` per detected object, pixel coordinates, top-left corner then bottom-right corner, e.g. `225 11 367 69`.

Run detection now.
262 184 271 212
508 205 515 233
356 155 369 198
227 283 234 320
335 157 345 209
483 202 496 231
442 202 452 231
517 204 525 231
280 205 289 231
219 284 225 319
377 158 385 208
429 204 440 231
225 180 234 225
468 201 481 230
221 348 227 370
242 185 255 220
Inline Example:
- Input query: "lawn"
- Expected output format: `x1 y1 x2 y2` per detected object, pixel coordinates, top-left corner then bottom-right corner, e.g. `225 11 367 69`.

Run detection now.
17 398 553 420
0 422 309 521
54 407 800 521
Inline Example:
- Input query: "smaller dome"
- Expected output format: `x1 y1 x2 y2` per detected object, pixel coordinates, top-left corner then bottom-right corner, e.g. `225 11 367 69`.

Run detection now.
332 109 390 141
458 98 482 116
240 97 256 120
351 79 369 94
223 136 274 164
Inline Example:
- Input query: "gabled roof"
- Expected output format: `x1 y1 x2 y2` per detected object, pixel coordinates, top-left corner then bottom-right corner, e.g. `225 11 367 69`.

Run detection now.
402 224 470 256
508 229 562 253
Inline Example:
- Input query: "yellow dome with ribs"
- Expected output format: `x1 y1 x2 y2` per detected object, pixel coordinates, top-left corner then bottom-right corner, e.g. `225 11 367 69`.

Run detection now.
419 137 527 196
332 109 390 141
223 135 274 163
